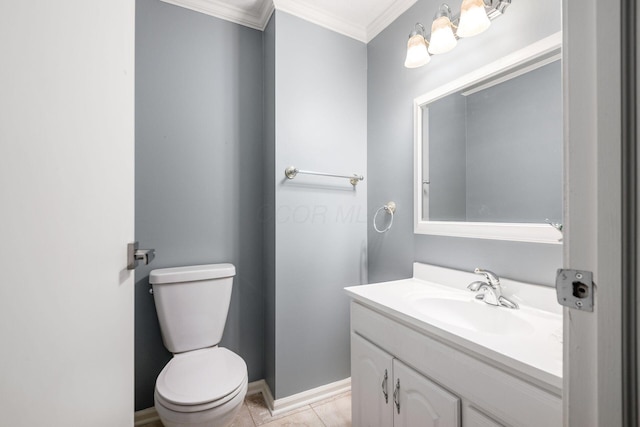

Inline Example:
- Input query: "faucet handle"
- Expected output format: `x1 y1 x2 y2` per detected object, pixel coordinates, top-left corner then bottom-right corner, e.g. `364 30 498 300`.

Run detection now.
474 268 500 287
467 281 486 292
498 296 519 309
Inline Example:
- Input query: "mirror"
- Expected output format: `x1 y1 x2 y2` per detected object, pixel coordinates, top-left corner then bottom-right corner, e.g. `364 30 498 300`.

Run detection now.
413 33 563 243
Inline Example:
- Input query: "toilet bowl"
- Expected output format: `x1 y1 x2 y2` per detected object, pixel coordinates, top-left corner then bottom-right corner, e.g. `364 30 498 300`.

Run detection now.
150 264 247 427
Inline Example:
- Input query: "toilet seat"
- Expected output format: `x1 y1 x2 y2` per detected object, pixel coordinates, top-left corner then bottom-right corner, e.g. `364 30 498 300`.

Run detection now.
155 347 248 413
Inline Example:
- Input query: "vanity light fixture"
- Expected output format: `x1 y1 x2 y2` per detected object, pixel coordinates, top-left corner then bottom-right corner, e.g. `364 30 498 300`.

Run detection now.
456 0 491 37
404 23 430 68
428 4 457 54
404 0 511 69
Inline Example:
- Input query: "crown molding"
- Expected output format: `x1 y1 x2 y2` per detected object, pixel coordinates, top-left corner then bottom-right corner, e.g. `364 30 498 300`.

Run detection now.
366 0 418 42
158 0 415 42
273 0 367 42
160 0 274 30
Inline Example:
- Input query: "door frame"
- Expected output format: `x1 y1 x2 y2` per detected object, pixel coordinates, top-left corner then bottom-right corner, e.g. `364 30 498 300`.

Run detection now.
620 0 638 423
563 0 637 425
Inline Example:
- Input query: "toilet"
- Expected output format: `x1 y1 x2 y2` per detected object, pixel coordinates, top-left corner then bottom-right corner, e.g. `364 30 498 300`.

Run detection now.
149 263 248 427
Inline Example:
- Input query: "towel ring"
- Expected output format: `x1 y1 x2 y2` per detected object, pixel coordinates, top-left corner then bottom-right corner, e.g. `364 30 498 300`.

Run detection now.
374 202 396 233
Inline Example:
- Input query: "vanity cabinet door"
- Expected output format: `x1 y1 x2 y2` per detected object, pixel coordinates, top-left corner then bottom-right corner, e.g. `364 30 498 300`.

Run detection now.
393 359 460 427
351 333 394 427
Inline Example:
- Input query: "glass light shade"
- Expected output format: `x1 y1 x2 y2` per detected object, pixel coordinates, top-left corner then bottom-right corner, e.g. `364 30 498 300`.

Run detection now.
428 16 457 54
404 34 430 68
456 0 491 38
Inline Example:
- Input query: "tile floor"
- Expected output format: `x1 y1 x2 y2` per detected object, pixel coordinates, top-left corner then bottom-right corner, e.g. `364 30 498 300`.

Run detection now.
143 391 352 427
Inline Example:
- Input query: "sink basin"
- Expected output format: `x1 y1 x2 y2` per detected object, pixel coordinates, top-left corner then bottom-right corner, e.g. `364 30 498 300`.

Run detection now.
344 263 563 384
410 296 536 336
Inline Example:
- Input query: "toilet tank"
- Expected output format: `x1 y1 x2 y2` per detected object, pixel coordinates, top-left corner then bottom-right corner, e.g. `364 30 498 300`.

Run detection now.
149 263 236 353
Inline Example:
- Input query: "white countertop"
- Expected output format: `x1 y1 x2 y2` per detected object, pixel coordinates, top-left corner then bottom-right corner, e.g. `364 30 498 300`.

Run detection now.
345 263 563 391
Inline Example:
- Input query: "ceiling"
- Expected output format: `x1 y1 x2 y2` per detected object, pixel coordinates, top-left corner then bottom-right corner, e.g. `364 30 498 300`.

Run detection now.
159 0 419 42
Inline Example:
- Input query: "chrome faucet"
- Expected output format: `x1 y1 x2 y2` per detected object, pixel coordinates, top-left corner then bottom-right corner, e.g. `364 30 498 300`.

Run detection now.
474 268 500 287
467 268 518 309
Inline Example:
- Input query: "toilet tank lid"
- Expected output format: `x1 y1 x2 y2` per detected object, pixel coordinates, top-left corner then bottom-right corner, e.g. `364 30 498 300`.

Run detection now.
149 263 236 284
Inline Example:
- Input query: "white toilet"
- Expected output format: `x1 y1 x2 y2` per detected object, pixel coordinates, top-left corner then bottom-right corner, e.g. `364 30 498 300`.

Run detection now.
149 263 248 427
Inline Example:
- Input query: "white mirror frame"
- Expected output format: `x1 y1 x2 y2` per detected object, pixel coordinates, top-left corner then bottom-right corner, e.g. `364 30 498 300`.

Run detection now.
413 32 563 244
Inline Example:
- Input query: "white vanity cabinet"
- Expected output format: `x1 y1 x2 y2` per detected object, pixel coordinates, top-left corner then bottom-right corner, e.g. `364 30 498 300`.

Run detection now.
350 301 562 427
352 333 460 427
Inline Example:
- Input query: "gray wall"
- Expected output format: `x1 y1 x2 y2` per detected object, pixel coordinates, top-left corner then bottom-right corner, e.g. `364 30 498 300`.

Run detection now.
135 0 264 410
368 0 563 286
271 11 368 398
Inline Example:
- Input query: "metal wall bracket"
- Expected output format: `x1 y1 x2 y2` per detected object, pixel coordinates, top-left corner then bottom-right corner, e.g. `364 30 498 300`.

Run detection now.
127 241 156 270
555 268 594 312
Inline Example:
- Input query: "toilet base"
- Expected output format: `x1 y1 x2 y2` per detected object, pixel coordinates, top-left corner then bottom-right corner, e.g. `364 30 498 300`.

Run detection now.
155 377 247 427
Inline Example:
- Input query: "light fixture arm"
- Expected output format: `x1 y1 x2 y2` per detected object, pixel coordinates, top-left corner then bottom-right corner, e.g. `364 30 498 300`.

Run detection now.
410 22 428 39
486 0 511 17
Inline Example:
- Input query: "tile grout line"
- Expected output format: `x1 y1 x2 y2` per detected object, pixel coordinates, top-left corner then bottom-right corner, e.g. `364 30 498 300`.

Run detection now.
310 405 328 427
246 400 259 427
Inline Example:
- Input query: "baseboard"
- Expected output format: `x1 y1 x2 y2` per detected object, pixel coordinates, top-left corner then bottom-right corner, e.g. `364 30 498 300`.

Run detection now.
134 406 161 426
266 377 351 417
247 378 268 397
134 378 351 425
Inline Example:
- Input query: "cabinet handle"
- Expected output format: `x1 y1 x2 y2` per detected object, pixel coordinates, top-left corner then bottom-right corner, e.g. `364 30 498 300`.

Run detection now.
381 369 389 403
393 378 400 414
